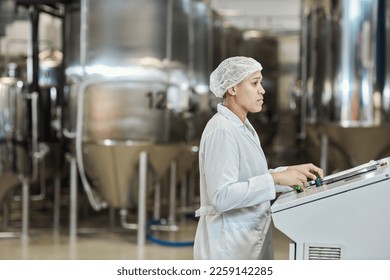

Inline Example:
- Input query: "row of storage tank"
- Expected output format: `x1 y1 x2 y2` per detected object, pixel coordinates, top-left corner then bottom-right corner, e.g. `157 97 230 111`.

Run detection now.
0 0 390 232
0 0 280 219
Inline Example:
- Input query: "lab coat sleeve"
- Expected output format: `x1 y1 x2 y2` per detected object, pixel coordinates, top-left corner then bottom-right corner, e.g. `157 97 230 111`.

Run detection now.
269 166 287 172
202 128 276 213
269 167 292 193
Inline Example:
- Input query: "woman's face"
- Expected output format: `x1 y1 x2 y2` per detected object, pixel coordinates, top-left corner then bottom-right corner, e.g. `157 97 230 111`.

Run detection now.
234 70 265 113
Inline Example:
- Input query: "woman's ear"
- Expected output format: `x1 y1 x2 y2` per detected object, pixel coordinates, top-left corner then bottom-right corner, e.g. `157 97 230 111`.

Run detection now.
227 87 236 96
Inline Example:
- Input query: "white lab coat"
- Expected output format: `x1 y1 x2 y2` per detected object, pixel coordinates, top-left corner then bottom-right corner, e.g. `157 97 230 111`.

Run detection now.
193 104 289 260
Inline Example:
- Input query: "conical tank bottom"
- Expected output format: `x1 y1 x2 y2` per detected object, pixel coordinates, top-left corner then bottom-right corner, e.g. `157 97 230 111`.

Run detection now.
82 141 151 209
306 124 390 172
148 144 182 181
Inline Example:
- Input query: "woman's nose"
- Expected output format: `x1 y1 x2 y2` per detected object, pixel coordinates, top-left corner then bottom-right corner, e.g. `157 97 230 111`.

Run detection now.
259 86 265 95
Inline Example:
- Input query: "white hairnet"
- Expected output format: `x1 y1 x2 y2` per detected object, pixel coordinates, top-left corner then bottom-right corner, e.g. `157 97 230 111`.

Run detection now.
210 56 263 98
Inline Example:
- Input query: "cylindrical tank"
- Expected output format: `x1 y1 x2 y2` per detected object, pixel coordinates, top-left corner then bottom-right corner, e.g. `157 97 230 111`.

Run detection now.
63 0 204 209
64 0 191 138
0 63 29 175
302 0 390 172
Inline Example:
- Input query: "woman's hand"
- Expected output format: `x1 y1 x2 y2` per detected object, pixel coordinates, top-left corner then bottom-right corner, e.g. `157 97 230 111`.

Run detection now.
270 163 323 190
270 169 309 188
287 163 324 180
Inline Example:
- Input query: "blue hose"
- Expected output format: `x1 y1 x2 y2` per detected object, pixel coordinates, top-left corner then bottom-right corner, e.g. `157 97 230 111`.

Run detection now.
146 219 194 247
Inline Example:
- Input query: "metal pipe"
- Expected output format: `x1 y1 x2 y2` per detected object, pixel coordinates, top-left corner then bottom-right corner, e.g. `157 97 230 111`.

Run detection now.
168 160 177 225
53 173 61 232
20 176 29 240
68 153 78 238
31 91 39 181
153 182 161 220
36 4 64 18
13 93 49 203
137 150 148 246
180 173 187 217
119 209 138 230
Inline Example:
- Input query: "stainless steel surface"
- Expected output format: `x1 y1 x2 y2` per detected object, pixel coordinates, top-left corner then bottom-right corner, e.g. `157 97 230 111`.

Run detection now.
0 76 26 142
137 151 147 247
306 123 390 170
82 80 176 143
301 0 390 171
65 0 195 76
74 74 192 210
0 73 30 181
81 142 187 209
64 0 207 213
81 142 150 209
304 0 383 125
189 1 212 93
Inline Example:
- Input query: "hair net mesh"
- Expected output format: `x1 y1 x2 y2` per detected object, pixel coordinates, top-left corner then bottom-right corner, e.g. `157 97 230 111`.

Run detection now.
210 56 263 98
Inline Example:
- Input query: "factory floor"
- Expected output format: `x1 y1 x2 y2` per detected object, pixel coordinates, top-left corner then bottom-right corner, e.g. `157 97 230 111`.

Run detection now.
0 110 297 260
0 216 290 260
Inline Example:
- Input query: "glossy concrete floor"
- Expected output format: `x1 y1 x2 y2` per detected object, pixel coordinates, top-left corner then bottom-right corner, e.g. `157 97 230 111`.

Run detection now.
0 215 290 260
0 110 297 260
0 138 294 261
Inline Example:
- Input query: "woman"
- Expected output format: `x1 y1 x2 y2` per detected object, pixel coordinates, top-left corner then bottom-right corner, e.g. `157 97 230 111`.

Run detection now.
193 56 323 260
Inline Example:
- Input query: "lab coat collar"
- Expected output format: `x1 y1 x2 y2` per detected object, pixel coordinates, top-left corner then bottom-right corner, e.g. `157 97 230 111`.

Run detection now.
217 103 248 128
217 103 261 147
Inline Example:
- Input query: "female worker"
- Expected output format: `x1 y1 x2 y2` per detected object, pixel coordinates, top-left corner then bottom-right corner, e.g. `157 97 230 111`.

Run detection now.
193 56 323 260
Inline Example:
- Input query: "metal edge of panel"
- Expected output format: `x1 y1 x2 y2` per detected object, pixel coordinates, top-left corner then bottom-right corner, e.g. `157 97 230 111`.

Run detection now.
271 168 390 213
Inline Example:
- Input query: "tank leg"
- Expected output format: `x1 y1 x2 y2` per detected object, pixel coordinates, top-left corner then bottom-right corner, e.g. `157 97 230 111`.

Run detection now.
53 175 61 233
69 155 77 239
168 161 177 225
137 151 148 246
179 173 187 220
21 177 29 240
153 182 161 220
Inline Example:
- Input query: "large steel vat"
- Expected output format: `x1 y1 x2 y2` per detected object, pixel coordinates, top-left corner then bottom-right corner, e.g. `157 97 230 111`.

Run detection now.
301 0 390 172
64 0 210 210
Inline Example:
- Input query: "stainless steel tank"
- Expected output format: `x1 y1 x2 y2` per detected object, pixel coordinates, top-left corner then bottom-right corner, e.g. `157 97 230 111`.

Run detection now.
301 0 390 172
0 64 28 202
64 0 205 209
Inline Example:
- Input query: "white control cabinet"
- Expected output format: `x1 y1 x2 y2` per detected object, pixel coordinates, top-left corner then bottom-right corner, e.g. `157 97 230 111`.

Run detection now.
271 157 390 260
